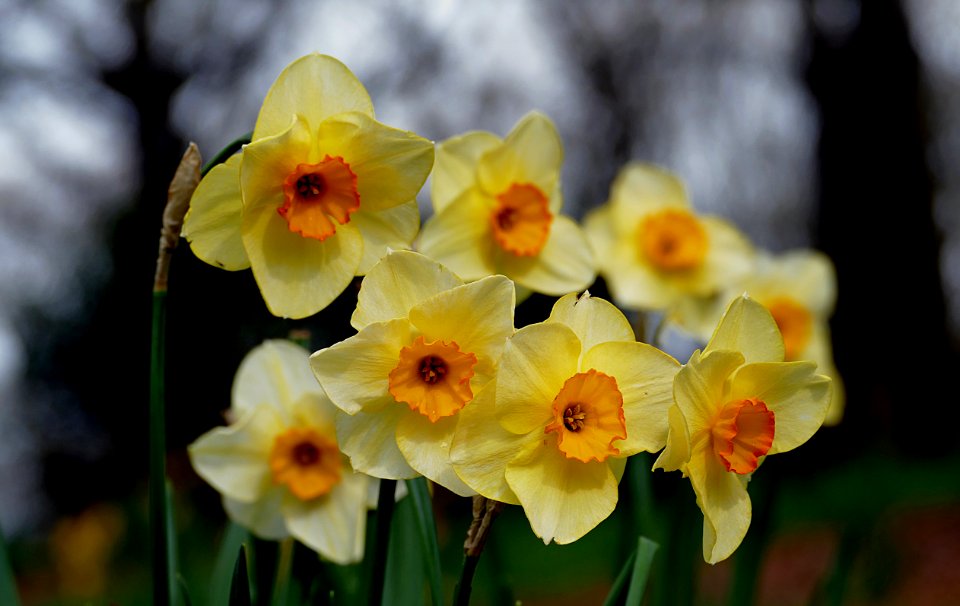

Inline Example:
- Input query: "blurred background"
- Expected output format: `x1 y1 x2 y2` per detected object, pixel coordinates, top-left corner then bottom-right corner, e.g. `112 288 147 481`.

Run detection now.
1 0 959 604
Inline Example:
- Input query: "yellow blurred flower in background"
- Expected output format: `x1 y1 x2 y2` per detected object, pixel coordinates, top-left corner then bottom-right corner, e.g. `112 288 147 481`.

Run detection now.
418 112 596 297
584 163 753 311
189 340 378 564
654 296 831 564
182 54 434 319
310 251 515 496
451 292 680 544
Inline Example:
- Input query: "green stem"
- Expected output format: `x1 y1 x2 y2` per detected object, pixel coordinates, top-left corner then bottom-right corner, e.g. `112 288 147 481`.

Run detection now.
201 134 252 177
369 479 397 606
453 496 503 606
150 289 171 606
0 525 20 606
452 555 480 606
270 537 295 606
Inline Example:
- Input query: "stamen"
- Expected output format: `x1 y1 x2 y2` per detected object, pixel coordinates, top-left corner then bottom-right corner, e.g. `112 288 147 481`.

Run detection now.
563 404 587 431
418 355 448 384
490 183 552 256
544 370 626 463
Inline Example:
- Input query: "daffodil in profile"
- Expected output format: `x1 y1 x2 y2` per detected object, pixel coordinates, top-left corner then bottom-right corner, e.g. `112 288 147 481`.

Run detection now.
654 296 831 564
310 251 515 496
584 163 753 311
450 292 680 544
182 54 434 319
417 112 595 296
189 340 380 564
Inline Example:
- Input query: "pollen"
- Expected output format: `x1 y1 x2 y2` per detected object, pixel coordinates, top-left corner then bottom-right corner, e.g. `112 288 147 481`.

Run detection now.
545 369 626 463
278 156 360 241
490 183 552 256
638 209 708 271
269 427 342 500
764 297 813 361
388 336 478 422
711 398 775 474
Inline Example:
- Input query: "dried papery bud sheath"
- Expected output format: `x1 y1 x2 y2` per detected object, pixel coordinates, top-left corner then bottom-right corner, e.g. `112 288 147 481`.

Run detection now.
155 142 202 292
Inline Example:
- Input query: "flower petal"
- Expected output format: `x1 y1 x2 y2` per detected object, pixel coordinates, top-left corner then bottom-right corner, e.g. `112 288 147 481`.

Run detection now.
188 405 282 502
728 361 831 455
351 251 463 330
582 341 680 455
505 445 618 544
223 489 288 540
253 54 374 140
417 188 497 280
396 413 474 497
609 163 689 234
548 292 635 359
652 405 691 472
495 215 596 296
699 217 755 290
496 323 581 434
311 319 412 415
335 404 417 479
233 340 320 420
241 115 312 213
706 296 784 364
315 112 434 212
432 131 501 212
675 350 745 435
182 154 249 270
283 471 369 564
686 447 751 564
351 200 420 275
477 112 562 197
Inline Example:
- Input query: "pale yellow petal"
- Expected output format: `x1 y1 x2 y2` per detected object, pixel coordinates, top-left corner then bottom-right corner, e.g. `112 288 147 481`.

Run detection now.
728 361 831 455
652 405 691 472
772 250 837 315
706 295 784 364
449 382 528 505
686 447 751 564
232 340 319 420
188 405 282 503
283 471 368 564
609 163 689 233
223 489 288 540
675 350 745 435
496 323 581 434
495 215 596 296
582 341 680 455
310 319 412 415
599 232 679 310
315 112 434 212
241 115 312 213
396 413 474 497
335 404 417 479
416 188 497 280
548 292 635 359
182 154 249 270
351 251 462 330
477 111 562 197
253 54 374 140
699 217 755 290
505 445 619 545
351 200 420 275
432 131 501 212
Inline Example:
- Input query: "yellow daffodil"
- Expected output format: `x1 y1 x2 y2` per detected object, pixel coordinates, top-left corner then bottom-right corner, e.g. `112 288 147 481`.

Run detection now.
653 296 831 564
450 292 680 544
310 251 515 496
584 163 753 310
182 54 434 319
189 340 380 564
671 250 844 424
417 112 596 296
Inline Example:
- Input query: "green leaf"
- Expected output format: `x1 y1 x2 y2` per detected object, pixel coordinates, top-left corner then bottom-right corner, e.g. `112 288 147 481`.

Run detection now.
0 528 20 606
365 479 397 606
270 538 295 606
385 493 426 604
177 574 193 606
602 550 637 606
211 523 250 606
229 545 253 606
408 478 444 606
150 290 171 606
625 538 658 606
166 481 180 605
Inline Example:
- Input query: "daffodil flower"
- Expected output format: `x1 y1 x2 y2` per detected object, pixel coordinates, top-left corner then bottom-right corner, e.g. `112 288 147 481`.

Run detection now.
182 54 434 319
654 296 832 564
417 112 596 296
310 251 515 496
584 163 753 310
189 340 383 564
450 292 680 544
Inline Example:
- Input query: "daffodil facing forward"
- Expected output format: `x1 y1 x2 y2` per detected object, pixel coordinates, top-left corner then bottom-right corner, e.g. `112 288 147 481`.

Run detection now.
310 251 515 495
182 54 434 319
654 296 832 563
451 292 681 544
584 163 753 311
417 112 596 296
189 340 379 564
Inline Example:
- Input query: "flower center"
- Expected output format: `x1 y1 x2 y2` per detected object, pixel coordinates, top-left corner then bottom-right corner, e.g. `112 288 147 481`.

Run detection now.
764 297 813 360
278 156 360 241
545 369 626 463
388 336 478 423
710 398 775 475
269 427 341 500
490 183 552 256
638 209 708 271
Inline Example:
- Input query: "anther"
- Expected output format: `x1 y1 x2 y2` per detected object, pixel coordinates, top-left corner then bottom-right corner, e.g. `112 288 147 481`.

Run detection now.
292 442 320 466
296 174 326 199
418 355 448 385
563 404 587 432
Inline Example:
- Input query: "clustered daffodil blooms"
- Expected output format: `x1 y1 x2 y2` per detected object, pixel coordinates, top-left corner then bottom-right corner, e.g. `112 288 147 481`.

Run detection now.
182 54 434 319
417 112 596 297
584 163 753 311
189 340 383 564
654 296 832 564
310 251 515 496
450 292 681 544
